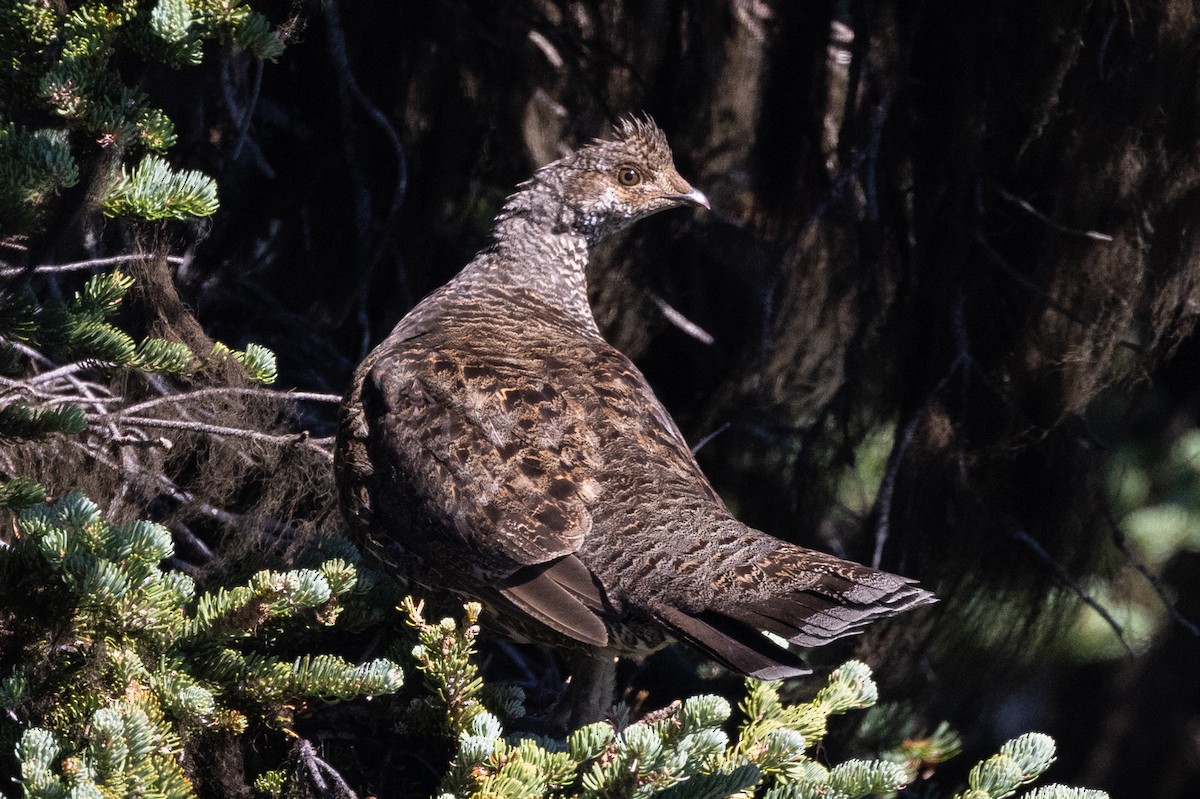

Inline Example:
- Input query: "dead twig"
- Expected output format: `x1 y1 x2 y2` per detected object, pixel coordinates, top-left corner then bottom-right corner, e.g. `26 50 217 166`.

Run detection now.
63 437 297 545
648 291 714 345
93 413 332 459
1007 522 1137 657
1100 489 1200 636
120 386 340 417
295 739 359 799
0 254 185 277
691 422 731 455
994 185 1114 242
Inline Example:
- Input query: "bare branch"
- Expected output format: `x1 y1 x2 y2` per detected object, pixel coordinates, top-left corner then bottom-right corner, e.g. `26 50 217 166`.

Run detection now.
26 362 96 386
0 253 186 277
296 739 359 799
994 186 1115 242
648 291 715 345
872 413 919 569
691 422 731 455
2 337 55 368
1101 496 1200 636
93 413 332 458
171 521 216 564
120 386 340 417
1007 523 1138 656
874 297 974 568
63 437 297 544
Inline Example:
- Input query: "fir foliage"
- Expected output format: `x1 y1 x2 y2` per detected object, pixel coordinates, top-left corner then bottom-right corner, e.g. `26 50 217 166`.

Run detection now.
1 269 278 387
102 154 218 221
210 340 279 385
0 475 45 511
1023 788 1108 799
1 492 404 799
1 270 193 375
956 733 1059 799
0 402 86 440
878 718 962 784
402 603 1110 799
404 597 489 736
0 0 285 231
0 125 78 232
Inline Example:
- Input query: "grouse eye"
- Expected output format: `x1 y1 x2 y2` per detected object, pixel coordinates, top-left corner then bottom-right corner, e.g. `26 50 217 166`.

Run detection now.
616 166 643 187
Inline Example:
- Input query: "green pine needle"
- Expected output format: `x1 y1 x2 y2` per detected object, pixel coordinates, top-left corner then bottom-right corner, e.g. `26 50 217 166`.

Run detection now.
0 125 80 234
210 340 278 384
0 476 46 511
103 154 219 221
234 342 278 384
132 337 194 373
0 402 87 440
4 493 405 799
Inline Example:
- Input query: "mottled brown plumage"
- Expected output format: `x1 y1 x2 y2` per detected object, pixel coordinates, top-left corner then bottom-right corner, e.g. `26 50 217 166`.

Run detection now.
336 118 933 714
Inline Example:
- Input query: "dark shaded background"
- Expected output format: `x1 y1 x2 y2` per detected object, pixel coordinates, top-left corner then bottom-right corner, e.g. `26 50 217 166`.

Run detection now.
24 1 1200 796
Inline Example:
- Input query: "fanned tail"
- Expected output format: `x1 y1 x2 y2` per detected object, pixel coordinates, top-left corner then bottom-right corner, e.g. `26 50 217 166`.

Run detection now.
655 542 934 678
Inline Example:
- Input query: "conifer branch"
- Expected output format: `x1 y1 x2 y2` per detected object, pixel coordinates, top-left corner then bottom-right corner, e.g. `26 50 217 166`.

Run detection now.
3 492 404 799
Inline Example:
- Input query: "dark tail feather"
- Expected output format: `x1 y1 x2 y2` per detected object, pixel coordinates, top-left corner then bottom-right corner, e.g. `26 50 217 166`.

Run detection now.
719 593 899 648
729 547 936 645
716 578 930 648
655 604 811 680
659 549 935 677
499 556 610 647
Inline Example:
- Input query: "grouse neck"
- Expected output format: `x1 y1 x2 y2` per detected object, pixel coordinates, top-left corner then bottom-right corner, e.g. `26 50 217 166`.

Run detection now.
459 210 599 334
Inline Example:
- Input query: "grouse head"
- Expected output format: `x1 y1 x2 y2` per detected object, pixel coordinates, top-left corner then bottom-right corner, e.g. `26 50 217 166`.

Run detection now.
503 116 709 245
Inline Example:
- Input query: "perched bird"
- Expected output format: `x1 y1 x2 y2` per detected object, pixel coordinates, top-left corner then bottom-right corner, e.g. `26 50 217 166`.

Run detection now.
336 117 933 723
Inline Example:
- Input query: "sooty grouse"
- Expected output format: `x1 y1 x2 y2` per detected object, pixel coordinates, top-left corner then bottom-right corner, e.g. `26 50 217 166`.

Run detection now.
336 117 933 722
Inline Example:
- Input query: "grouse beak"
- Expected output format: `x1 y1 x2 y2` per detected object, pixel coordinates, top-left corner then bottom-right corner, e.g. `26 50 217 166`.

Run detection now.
668 186 710 210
